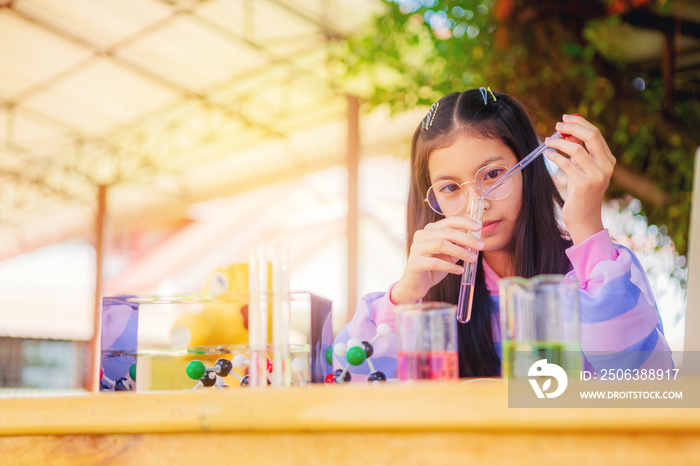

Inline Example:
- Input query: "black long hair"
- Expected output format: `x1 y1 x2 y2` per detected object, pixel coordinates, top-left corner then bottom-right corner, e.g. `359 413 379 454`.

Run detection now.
407 89 573 377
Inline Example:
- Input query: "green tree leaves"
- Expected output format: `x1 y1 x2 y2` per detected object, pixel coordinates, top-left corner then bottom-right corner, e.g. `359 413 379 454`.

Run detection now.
333 0 699 254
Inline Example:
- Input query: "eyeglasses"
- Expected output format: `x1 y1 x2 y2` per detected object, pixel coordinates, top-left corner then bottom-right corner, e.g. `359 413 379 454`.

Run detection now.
425 164 514 216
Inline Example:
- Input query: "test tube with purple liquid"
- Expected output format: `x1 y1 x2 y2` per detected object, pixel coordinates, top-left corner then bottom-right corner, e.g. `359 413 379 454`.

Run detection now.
456 199 485 323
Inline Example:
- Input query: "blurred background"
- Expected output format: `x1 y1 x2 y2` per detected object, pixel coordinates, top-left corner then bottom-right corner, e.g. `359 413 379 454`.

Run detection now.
0 0 698 393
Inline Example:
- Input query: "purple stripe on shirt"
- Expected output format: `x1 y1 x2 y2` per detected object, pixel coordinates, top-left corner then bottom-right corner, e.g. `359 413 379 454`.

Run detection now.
579 271 641 323
580 293 661 351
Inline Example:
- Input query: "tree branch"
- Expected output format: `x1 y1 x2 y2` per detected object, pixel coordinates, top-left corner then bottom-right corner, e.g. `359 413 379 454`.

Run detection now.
611 164 669 206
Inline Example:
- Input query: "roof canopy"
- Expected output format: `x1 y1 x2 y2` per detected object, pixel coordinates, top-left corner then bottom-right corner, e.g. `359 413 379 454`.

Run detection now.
0 0 383 259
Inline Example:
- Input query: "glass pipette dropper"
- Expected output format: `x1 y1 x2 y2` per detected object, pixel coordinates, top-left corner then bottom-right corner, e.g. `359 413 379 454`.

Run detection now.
478 132 562 201
456 132 562 323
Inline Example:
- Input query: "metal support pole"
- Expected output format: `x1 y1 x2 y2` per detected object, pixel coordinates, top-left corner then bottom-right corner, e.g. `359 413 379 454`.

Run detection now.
346 95 359 322
87 184 107 392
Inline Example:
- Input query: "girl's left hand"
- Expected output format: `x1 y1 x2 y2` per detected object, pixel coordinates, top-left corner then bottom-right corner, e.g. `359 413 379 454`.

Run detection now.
543 114 616 245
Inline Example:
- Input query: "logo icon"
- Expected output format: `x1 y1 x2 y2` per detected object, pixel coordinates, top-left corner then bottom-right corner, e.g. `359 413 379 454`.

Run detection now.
528 359 568 399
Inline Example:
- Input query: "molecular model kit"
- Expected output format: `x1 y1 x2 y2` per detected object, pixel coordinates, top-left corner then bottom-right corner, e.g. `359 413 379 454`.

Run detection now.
325 323 392 384
186 352 309 390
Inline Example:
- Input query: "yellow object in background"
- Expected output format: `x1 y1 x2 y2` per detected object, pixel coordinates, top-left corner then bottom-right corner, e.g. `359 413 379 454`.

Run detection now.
149 263 276 391
170 263 274 347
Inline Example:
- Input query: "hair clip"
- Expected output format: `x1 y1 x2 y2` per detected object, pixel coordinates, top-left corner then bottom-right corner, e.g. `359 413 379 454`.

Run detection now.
422 101 440 131
479 86 498 105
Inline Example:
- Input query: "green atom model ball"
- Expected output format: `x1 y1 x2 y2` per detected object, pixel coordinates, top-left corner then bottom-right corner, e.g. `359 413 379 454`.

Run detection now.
186 360 206 380
345 346 366 366
325 346 333 365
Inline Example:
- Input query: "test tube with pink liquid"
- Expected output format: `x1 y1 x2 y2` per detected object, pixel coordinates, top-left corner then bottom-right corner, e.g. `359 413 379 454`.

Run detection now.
455 198 485 323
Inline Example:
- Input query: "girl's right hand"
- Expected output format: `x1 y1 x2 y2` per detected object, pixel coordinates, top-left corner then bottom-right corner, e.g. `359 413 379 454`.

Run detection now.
390 216 484 305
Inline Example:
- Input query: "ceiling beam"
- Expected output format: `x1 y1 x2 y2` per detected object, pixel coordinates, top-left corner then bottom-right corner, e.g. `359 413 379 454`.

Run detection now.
4 5 288 140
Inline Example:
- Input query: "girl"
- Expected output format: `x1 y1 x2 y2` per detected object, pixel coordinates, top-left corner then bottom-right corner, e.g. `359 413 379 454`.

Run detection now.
333 88 672 379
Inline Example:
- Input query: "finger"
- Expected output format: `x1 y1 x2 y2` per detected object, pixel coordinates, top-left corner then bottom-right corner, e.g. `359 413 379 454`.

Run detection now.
559 114 615 167
412 246 479 272
557 114 586 141
553 123 597 148
416 236 483 262
415 226 486 251
555 120 615 166
412 255 466 275
543 149 586 183
564 134 583 145
551 114 584 150
562 113 597 131
544 138 599 175
427 215 482 232
545 135 613 176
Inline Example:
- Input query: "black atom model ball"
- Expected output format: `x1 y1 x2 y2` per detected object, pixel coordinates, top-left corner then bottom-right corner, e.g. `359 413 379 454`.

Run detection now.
368 371 386 383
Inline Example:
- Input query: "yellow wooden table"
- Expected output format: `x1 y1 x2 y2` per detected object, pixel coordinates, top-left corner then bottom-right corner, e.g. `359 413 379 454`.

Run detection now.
1 380 699 465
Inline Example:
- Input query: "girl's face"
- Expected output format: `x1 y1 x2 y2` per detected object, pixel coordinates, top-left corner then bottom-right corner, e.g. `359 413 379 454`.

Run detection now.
427 134 523 253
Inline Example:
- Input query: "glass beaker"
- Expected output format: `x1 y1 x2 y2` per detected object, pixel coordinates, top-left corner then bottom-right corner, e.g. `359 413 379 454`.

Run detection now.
396 302 459 381
499 275 581 378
